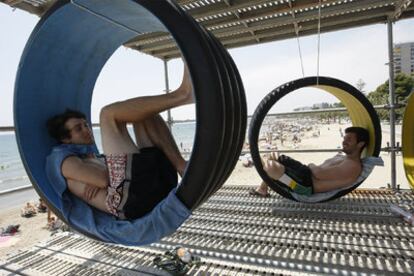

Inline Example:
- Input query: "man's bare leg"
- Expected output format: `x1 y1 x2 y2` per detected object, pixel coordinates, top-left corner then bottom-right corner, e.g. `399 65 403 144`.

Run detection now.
140 115 186 176
100 65 193 154
264 159 286 180
250 156 285 197
102 66 192 123
133 122 155 149
262 158 313 196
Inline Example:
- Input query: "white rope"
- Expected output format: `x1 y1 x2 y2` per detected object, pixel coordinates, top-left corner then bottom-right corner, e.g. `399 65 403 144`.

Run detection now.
288 0 305 78
316 0 322 85
70 0 142 35
296 32 305 78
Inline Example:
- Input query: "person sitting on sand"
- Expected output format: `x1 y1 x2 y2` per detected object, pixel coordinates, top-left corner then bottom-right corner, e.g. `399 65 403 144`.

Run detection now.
46 66 193 220
249 127 369 197
241 153 253 168
21 202 37 217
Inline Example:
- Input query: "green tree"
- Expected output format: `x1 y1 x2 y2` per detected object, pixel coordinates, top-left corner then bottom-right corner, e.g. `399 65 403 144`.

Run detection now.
367 73 414 121
356 78 366 94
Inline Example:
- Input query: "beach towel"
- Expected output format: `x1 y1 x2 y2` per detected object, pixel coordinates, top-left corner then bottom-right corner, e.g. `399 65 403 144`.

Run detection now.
291 156 384 202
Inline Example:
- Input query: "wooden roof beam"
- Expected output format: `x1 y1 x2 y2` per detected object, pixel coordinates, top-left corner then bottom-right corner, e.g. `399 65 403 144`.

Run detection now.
218 0 395 33
124 32 170 48
0 0 45 15
204 0 394 31
394 0 413 19
251 2 414 43
2 0 56 16
126 0 342 46
197 0 336 29
223 0 260 43
144 6 398 59
124 0 394 49
180 0 280 18
132 1 396 53
225 6 397 45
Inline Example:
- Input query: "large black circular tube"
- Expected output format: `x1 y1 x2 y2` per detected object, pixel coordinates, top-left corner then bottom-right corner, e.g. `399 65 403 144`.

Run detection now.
202 31 247 201
187 26 244 208
14 0 246 243
249 76 381 202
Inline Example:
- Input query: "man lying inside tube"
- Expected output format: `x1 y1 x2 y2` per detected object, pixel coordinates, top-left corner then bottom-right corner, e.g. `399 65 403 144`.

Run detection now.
45 67 193 220
249 127 369 197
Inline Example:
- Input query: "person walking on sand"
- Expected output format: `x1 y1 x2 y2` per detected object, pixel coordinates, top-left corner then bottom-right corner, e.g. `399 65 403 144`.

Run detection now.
249 127 368 197
46 65 193 220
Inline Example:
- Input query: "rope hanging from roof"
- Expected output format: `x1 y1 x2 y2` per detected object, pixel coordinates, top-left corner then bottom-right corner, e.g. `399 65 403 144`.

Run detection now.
316 0 322 84
288 0 305 77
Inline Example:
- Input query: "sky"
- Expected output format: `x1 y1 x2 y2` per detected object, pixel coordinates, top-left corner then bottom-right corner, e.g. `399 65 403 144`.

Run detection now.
1 4 414 127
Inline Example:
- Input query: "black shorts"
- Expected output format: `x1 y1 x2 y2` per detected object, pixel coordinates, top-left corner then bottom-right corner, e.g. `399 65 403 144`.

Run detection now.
122 147 177 220
277 155 313 188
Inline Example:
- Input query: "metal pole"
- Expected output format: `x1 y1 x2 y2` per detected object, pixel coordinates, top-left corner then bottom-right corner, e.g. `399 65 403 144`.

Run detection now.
163 59 173 131
387 17 397 190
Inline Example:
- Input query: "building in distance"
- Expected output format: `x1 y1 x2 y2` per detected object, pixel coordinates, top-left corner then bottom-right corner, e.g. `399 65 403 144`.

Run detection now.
394 42 414 76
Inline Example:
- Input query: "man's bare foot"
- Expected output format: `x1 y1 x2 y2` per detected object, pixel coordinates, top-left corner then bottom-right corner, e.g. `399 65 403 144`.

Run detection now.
175 65 194 105
249 188 270 198
249 181 270 197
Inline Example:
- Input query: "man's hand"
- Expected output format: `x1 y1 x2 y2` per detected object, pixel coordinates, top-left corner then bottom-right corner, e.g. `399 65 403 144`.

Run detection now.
83 185 101 201
263 159 281 180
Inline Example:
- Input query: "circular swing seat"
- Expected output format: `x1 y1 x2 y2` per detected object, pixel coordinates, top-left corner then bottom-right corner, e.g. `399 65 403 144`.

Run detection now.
14 0 246 245
249 76 382 202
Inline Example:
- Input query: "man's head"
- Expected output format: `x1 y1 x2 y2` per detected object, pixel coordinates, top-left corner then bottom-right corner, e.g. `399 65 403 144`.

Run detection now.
342 126 369 156
46 109 94 145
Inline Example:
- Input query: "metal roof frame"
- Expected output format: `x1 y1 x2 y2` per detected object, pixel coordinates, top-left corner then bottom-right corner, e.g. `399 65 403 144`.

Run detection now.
1 0 414 60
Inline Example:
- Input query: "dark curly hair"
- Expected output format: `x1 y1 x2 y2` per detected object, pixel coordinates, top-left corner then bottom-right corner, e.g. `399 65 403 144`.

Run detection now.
46 109 86 143
345 126 369 152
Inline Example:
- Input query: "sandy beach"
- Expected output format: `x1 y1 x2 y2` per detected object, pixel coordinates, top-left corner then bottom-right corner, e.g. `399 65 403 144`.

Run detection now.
0 206 54 260
0 121 410 261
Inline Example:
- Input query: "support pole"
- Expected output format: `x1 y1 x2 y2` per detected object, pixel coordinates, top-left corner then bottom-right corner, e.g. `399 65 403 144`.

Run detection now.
163 59 173 131
387 17 397 189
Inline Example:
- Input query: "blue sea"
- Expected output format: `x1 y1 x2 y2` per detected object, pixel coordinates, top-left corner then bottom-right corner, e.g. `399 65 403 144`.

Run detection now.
0 122 196 193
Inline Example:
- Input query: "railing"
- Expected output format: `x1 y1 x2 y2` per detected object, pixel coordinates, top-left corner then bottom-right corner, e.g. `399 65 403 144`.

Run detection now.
0 104 394 131
0 184 33 196
0 104 403 195
243 146 401 155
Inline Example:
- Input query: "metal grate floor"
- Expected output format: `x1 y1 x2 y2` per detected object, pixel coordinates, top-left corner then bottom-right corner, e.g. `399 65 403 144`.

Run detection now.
1 186 413 275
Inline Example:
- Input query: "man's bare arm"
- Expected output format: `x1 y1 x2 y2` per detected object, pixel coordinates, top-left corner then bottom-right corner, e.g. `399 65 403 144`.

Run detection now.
62 156 109 189
66 179 108 212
